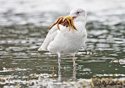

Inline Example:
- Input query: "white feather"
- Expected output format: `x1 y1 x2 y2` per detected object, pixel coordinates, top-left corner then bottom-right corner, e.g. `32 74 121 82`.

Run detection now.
38 8 87 55
38 26 58 51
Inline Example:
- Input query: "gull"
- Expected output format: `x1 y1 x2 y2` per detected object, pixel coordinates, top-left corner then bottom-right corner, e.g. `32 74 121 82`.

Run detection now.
38 8 87 68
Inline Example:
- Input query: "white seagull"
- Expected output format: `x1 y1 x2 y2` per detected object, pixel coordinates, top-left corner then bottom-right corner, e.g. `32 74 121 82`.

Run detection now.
38 8 87 67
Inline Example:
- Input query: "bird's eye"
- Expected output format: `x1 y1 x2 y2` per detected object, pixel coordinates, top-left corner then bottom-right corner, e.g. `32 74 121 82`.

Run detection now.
76 11 80 15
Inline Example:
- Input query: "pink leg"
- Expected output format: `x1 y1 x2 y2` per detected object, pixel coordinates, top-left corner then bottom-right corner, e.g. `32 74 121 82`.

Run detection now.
58 56 61 74
57 52 61 81
73 55 76 67
57 52 61 67
73 64 76 79
72 55 76 79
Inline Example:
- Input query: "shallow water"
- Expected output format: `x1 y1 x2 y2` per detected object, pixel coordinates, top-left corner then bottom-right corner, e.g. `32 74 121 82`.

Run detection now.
0 0 125 88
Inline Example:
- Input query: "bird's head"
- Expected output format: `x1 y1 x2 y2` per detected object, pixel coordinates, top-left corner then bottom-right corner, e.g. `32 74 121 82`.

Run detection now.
68 8 87 23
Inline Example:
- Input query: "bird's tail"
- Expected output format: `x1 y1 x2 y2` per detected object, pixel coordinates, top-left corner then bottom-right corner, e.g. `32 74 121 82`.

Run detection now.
38 46 47 51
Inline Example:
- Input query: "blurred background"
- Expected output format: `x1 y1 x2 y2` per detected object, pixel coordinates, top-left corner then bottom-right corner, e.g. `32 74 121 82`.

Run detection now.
0 0 125 87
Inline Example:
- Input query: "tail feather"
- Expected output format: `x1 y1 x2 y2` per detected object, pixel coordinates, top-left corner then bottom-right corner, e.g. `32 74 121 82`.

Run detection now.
38 46 47 51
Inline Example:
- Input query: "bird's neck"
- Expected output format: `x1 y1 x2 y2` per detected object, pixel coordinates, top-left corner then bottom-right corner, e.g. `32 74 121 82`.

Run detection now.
74 21 86 26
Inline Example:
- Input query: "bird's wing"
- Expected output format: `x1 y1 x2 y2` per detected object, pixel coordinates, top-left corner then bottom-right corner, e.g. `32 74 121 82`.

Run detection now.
38 26 58 51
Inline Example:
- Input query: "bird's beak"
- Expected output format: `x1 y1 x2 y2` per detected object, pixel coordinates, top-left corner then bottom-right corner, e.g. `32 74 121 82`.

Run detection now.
72 16 77 20
64 16 77 20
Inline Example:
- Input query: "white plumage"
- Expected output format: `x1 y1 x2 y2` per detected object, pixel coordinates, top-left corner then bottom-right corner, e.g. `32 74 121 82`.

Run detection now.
38 8 87 68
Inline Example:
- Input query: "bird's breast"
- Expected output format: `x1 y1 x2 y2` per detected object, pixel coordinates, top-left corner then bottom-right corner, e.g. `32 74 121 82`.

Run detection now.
59 22 86 40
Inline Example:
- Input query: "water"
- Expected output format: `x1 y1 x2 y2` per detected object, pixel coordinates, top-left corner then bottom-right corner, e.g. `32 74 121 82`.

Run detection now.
0 0 125 88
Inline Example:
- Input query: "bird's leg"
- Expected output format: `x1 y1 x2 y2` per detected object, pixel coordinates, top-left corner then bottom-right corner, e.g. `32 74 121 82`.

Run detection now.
57 52 61 81
72 55 76 79
58 63 61 81
73 63 76 80
57 52 61 67
72 55 76 68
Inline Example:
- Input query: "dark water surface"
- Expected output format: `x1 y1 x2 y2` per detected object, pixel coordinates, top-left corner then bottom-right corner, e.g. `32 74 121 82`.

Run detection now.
0 0 125 88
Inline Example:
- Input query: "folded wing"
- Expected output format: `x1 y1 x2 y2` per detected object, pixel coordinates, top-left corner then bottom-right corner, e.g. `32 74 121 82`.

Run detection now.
38 26 58 51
